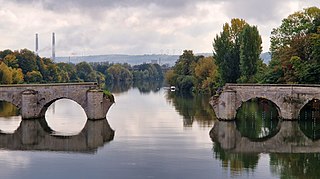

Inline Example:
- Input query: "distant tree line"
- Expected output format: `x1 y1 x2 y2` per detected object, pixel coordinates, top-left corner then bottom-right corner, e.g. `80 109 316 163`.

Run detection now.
0 49 164 86
166 6 320 94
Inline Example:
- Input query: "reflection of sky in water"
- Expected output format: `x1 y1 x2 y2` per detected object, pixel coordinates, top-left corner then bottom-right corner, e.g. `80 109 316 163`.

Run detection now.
45 99 87 135
0 116 21 133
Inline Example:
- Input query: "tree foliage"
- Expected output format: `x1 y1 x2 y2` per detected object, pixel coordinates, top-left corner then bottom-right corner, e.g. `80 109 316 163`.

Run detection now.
213 18 262 84
239 25 262 83
265 7 320 84
166 50 218 94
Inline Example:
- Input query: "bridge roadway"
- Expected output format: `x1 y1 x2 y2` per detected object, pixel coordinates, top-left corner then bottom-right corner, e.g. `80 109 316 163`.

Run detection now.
211 83 320 120
0 82 113 120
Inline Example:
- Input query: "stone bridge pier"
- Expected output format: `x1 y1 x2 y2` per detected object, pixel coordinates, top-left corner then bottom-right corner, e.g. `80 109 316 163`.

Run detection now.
0 83 114 120
211 84 320 120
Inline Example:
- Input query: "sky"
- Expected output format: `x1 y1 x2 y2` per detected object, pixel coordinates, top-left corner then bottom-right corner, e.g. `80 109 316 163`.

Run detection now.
0 0 319 57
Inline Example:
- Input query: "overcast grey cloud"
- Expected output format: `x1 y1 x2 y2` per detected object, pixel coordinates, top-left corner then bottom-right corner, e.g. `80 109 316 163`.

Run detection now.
0 0 319 57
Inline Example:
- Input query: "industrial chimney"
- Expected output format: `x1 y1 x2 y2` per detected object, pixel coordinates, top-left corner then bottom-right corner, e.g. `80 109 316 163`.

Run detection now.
35 33 39 55
52 32 55 61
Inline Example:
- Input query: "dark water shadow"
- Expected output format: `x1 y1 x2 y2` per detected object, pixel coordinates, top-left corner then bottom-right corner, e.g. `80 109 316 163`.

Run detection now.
235 98 280 140
166 92 216 127
299 99 320 140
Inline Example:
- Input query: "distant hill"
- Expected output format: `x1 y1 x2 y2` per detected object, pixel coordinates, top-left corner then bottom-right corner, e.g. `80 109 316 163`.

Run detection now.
56 52 268 67
56 54 179 67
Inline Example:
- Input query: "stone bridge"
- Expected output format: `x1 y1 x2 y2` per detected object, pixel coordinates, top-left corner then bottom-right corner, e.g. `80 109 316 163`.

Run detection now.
210 121 320 153
0 83 113 120
211 83 320 120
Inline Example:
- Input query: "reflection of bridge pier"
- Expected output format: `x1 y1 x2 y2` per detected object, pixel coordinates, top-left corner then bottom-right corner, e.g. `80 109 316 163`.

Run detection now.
0 118 114 152
211 84 320 120
210 121 320 153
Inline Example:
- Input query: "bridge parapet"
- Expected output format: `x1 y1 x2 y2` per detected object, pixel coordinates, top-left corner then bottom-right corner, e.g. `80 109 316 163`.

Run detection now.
211 83 320 120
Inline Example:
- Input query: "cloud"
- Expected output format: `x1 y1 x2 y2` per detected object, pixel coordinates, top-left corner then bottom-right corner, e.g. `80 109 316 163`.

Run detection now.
0 0 320 56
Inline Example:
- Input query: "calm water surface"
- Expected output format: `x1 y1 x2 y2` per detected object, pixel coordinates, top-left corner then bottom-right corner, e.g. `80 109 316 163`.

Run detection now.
1 86 319 178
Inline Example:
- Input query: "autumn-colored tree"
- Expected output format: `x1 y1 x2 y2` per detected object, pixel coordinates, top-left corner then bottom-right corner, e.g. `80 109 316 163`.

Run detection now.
25 70 43 83
12 68 24 84
3 54 19 68
0 62 13 84
194 56 217 93
266 7 320 84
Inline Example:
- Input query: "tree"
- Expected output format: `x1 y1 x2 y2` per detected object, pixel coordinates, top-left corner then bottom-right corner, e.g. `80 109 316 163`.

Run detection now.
15 49 38 74
25 71 43 83
0 62 13 84
107 64 133 82
12 68 24 84
3 54 19 68
76 62 95 82
194 56 217 93
239 25 262 83
267 7 320 84
213 18 248 84
270 7 320 54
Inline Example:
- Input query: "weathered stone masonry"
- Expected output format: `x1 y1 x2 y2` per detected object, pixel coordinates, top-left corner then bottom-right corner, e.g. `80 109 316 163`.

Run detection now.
211 83 320 120
0 83 113 120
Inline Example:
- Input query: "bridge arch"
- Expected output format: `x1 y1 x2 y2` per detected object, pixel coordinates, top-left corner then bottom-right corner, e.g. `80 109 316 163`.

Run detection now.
0 83 113 120
211 84 320 120
235 96 281 118
39 97 88 119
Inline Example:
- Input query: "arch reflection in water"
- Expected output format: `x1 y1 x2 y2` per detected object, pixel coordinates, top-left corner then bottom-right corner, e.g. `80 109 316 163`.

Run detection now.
299 99 320 140
45 99 87 135
210 121 320 178
210 121 320 153
0 118 114 153
235 98 280 140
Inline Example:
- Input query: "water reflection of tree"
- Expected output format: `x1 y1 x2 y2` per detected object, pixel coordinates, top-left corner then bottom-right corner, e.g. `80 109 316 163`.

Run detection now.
106 80 164 94
133 80 163 94
299 99 320 140
213 143 259 176
166 92 216 127
0 101 20 117
236 98 279 140
106 81 133 94
270 153 320 179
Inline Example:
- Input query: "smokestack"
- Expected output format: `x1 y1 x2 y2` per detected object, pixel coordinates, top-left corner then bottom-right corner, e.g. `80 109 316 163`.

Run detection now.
52 32 55 61
35 33 39 55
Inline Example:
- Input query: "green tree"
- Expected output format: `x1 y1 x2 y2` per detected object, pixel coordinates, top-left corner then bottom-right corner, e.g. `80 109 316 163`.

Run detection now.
76 62 96 82
270 7 320 54
267 7 320 84
213 18 247 84
239 25 262 83
15 49 38 74
107 64 133 82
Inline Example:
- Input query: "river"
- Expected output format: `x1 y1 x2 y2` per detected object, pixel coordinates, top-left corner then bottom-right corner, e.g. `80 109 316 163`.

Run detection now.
0 83 319 178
